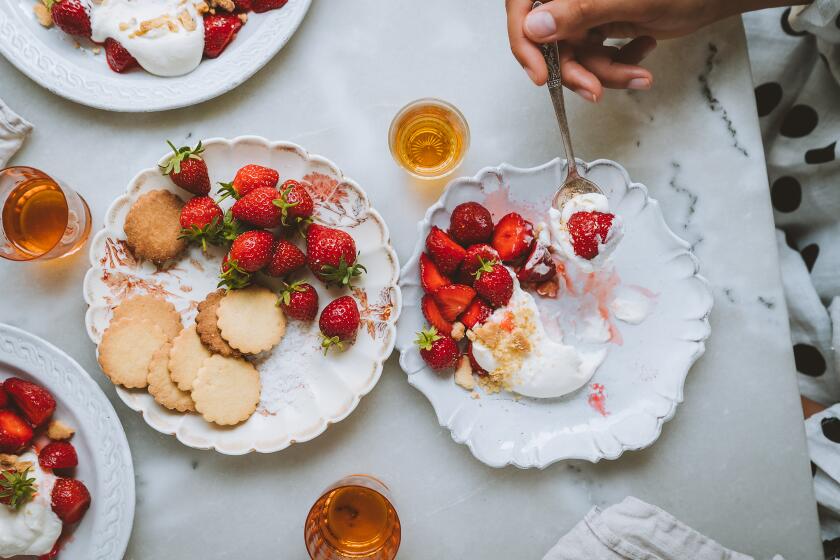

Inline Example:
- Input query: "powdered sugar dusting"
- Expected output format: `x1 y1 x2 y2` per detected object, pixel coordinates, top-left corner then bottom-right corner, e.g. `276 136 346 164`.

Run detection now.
253 320 321 415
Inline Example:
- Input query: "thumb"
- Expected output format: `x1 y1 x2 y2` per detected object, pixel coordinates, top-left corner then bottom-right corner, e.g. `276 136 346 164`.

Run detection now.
524 0 634 42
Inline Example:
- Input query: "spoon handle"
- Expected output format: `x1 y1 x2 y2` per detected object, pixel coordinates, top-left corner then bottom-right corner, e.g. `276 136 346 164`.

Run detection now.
532 3 578 178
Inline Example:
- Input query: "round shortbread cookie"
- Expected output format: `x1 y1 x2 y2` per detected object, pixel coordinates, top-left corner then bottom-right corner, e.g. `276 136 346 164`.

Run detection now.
191 355 261 426
98 317 168 389
216 286 286 354
195 290 242 358
169 325 211 392
112 294 182 340
123 189 187 263
147 342 194 413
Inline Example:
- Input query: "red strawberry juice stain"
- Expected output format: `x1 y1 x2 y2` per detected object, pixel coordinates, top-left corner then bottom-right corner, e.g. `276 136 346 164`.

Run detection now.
582 271 623 345
481 182 550 226
588 383 609 417
555 261 576 296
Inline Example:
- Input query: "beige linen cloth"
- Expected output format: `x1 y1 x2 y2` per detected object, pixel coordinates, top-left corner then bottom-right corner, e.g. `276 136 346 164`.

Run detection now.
543 497 784 560
0 98 32 167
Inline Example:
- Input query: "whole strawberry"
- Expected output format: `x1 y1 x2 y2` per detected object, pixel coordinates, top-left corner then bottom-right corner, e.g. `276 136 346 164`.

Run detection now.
104 38 137 73
227 230 274 272
274 180 314 227
39 442 79 470
319 296 360 353
48 0 91 37
51 478 91 525
160 141 211 196
218 164 279 201
231 186 283 228
473 259 513 308
461 244 500 280
4 377 56 428
449 202 494 246
306 224 366 286
278 281 318 321
415 327 459 371
266 239 306 277
203 14 243 58
179 196 224 252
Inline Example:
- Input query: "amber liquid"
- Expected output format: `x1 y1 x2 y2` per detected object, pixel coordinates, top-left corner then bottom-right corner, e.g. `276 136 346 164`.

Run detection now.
390 101 469 178
305 480 400 560
2 178 69 256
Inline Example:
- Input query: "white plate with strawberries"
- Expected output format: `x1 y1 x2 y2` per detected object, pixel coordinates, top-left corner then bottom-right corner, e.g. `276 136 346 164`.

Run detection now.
83 135 401 454
0 323 134 559
397 158 713 469
0 0 310 112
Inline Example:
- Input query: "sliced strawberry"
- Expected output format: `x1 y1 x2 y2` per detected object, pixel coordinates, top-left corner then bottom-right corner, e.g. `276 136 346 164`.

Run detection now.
567 211 615 260
3 377 55 427
425 226 465 276
51 478 91 525
50 0 91 38
252 0 288 12
0 410 33 453
517 239 557 284
461 244 500 280
432 284 475 322
39 442 78 470
104 38 137 73
0 386 7 409
421 295 453 336
491 213 534 263
203 14 243 59
459 298 492 329
419 253 451 293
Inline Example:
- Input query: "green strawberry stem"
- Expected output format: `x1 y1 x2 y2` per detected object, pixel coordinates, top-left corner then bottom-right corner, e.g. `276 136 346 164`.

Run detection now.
0 468 35 510
216 182 239 203
160 140 204 176
218 259 251 291
415 327 442 350
321 334 344 355
319 255 366 287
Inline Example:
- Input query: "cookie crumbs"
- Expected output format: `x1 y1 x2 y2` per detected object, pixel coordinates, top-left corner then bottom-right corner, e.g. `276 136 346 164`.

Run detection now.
209 0 235 11
33 3 53 28
237 12 248 23
194 1 209 14
47 420 75 441
92 46 101 55
470 391 480 400
0 454 19 468
454 355 475 390
451 321 465 341
178 9 197 31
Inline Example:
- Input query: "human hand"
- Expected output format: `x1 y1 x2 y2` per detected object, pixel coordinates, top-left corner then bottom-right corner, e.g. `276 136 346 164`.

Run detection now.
506 0 788 101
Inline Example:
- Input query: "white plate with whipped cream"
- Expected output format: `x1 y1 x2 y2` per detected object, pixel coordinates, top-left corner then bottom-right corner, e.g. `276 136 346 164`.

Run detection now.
397 158 713 468
0 324 134 559
0 0 310 112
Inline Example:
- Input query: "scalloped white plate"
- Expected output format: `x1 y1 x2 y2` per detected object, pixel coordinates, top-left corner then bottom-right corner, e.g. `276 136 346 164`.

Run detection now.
0 0 310 112
397 159 713 469
0 323 135 559
83 136 401 455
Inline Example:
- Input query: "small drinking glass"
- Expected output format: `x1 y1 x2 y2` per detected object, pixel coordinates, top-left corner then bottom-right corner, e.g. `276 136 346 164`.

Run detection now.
305 475 401 560
388 98 470 179
0 166 91 261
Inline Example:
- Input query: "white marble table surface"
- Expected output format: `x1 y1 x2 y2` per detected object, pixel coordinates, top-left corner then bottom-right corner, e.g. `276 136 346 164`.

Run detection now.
0 1 823 558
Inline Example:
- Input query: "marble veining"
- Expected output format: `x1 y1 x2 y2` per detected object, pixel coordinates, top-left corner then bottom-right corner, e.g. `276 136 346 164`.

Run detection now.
699 42 751 158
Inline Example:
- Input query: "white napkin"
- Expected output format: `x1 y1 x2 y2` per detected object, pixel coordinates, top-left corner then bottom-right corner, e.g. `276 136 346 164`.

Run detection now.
0 99 32 168
543 497 785 560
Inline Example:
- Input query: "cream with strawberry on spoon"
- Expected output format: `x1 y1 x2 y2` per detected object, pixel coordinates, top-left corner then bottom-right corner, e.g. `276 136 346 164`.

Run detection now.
549 192 624 272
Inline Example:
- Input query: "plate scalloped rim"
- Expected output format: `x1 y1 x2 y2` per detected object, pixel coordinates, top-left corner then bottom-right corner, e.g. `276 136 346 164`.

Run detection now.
83 135 401 455
397 158 713 469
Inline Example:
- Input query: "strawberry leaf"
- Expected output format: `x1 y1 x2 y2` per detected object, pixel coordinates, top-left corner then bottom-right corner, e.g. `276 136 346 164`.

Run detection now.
0 468 36 510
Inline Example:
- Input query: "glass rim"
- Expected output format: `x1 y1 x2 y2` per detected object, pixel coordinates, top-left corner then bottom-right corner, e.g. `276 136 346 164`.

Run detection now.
0 165 72 261
388 97 470 180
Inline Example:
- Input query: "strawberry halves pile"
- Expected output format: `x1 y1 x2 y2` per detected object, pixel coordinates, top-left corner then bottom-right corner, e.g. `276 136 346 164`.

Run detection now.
163 141 366 354
43 0 288 74
0 376 91 556
415 201 556 373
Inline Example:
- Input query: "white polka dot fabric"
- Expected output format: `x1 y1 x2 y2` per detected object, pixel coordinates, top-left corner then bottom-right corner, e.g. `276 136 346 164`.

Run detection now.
745 2 840 551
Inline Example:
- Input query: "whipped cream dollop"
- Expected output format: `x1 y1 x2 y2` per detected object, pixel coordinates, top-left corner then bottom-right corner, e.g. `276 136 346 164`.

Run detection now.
549 193 624 272
0 453 62 559
471 278 607 399
90 0 205 77
610 286 655 325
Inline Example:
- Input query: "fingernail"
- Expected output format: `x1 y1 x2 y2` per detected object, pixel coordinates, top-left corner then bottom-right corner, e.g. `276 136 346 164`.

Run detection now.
525 11 556 38
628 78 651 90
574 89 597 103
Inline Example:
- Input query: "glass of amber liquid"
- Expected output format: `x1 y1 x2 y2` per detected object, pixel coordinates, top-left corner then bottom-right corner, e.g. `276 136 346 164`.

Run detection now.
389 98 470 179
305 475 401 560
0 166 91 261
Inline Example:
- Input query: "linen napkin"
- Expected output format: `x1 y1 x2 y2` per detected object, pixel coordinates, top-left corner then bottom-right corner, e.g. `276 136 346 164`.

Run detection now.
543 497 785 560
0 98 32 168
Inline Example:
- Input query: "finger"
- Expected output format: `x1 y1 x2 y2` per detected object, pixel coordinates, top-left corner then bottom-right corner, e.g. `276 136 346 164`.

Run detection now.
614 36 657 64
576 45 653 90
557 42 603 102
507 0 548 84
524 0 636 43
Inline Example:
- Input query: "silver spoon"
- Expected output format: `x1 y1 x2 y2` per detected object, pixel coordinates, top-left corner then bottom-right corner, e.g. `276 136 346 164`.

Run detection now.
532 1 603 211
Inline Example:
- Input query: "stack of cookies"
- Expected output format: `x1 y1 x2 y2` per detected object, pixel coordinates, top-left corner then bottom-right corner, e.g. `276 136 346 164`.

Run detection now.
98 286 285 426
